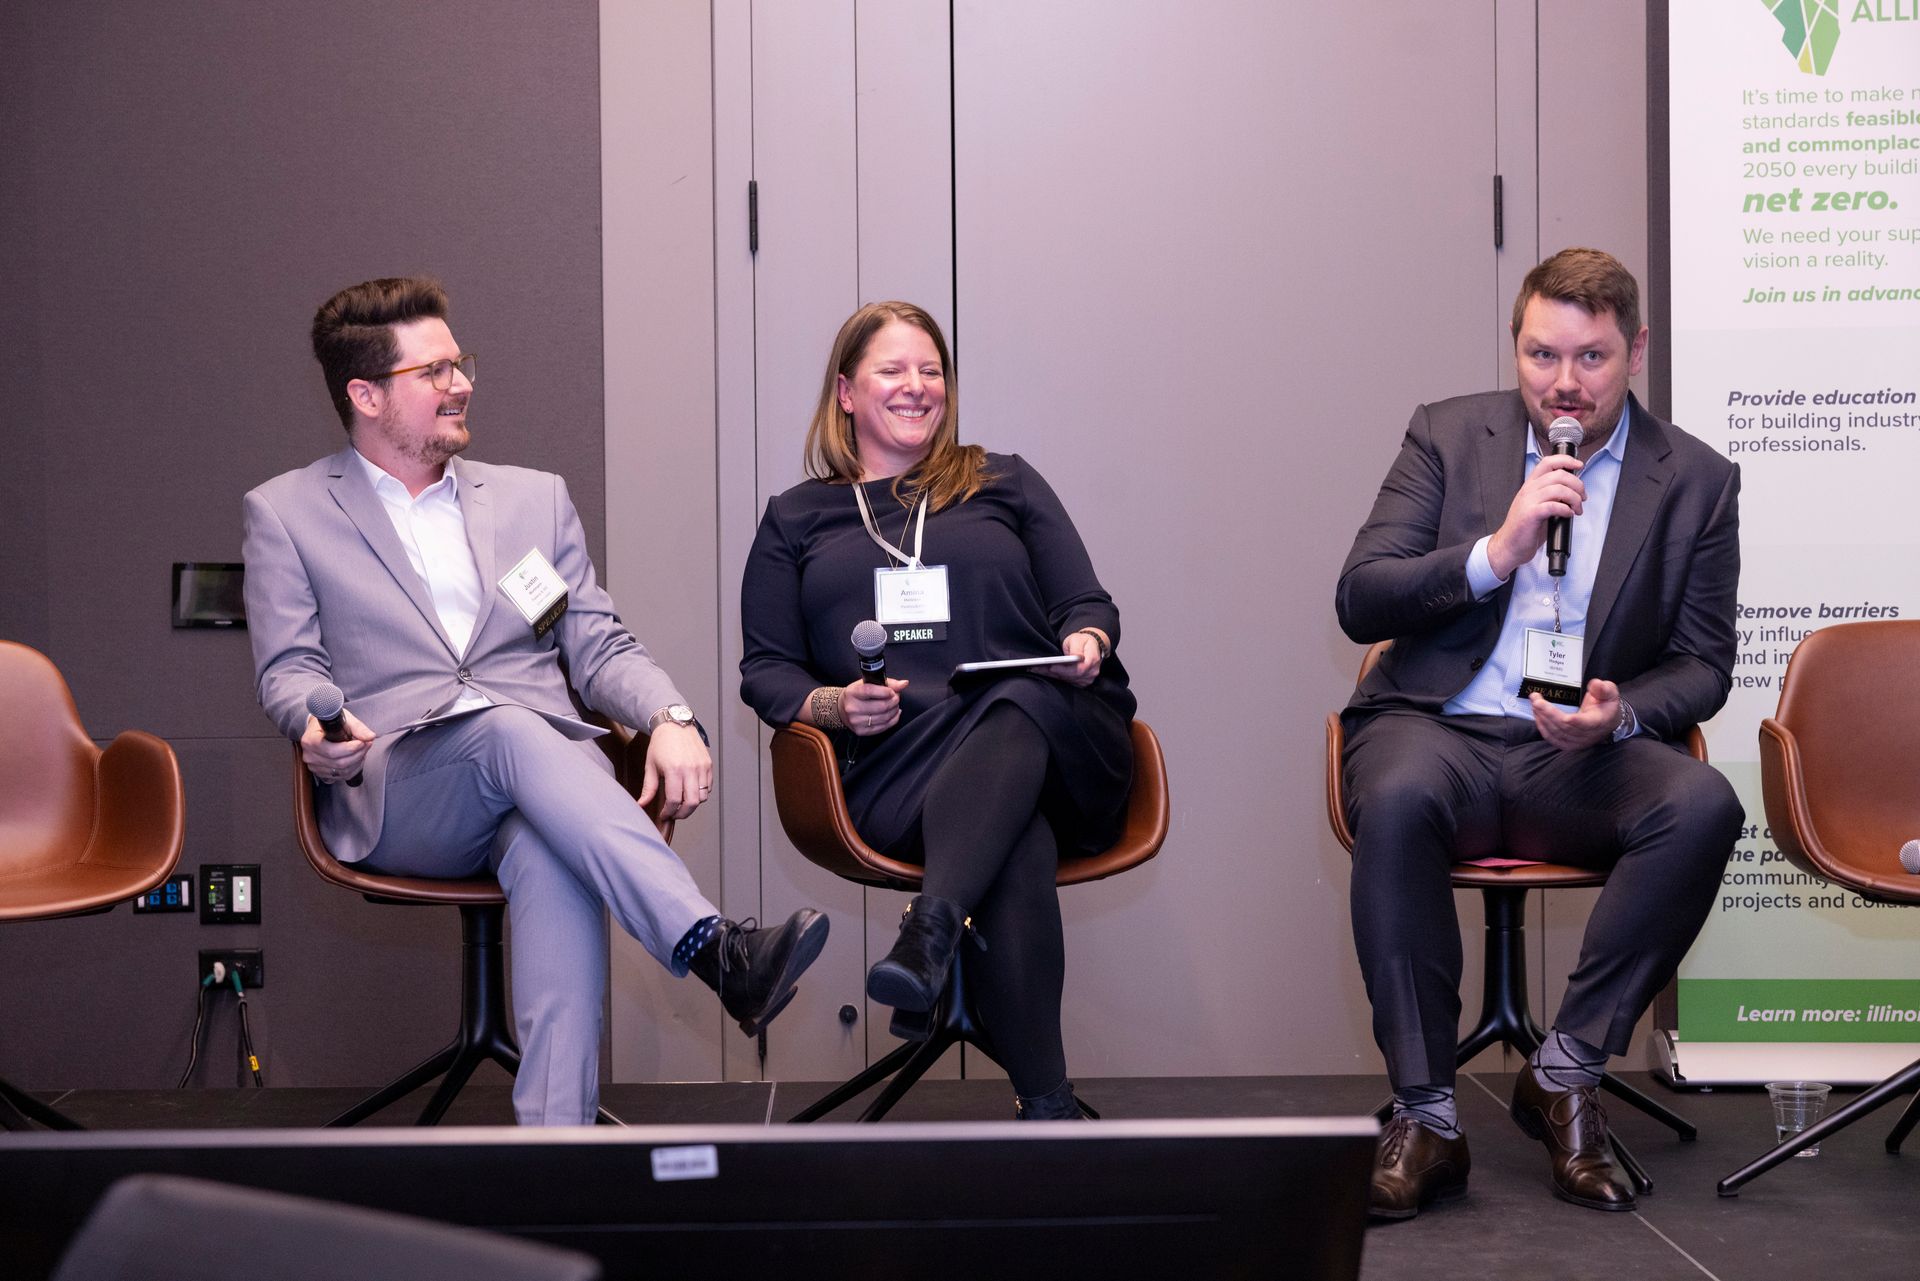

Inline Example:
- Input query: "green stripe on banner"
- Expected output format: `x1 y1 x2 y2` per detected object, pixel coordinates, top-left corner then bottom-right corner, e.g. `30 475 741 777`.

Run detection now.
1680 979 1920 1042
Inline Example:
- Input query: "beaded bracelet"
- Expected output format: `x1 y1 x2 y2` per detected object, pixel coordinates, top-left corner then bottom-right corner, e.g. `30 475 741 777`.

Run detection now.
1074 628 1111 660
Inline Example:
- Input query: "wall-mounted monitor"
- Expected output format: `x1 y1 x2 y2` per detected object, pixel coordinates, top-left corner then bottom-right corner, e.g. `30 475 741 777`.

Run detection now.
171 562 246 629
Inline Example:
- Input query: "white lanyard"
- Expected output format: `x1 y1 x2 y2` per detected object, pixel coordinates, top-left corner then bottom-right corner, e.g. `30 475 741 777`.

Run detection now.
853 483 928 569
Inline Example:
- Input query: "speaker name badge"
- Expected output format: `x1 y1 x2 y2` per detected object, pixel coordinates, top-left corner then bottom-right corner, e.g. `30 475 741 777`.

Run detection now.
856 483 948 642
499 549 569 639
1518 627 1584 707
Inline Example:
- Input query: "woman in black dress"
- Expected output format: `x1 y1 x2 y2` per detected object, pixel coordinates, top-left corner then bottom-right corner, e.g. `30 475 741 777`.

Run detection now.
739 301 1134 1120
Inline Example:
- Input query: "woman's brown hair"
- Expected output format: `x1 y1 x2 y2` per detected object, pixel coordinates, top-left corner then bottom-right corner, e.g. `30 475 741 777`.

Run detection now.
802 301 990 511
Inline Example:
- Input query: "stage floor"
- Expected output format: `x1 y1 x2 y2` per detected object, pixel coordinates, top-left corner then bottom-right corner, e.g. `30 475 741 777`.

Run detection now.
24 1070 1918 1280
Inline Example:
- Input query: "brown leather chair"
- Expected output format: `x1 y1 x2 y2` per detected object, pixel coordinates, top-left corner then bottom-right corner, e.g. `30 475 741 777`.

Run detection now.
772 718 1169 1121
1720 620 1920 1195
0 641 185 1131
292 722 669 1126
1328 641 1702 1191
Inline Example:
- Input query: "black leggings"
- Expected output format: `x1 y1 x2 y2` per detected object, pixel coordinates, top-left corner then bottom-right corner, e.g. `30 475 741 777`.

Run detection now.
918 701 1066 1097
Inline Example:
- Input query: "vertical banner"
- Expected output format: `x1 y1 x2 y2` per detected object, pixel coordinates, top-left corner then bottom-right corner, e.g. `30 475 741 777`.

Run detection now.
1661 0 1920 1083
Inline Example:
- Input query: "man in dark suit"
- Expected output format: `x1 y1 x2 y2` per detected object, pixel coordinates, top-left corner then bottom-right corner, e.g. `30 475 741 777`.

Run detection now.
1336 248 1742 1216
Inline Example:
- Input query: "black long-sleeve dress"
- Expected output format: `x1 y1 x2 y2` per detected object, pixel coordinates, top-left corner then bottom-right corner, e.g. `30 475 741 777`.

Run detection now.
740 453 1135 857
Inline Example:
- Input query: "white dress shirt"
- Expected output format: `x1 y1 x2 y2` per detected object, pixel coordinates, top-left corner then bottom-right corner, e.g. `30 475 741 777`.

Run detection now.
352 450 491 714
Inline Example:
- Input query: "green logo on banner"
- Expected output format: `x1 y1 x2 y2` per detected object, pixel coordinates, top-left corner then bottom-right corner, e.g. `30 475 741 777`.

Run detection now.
1762 0 1843 75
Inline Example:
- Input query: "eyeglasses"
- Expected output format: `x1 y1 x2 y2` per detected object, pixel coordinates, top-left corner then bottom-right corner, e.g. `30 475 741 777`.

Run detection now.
376 353 477 391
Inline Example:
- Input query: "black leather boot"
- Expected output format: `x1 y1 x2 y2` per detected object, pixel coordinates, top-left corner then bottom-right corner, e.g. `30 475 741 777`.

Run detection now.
866 895 972 1013
1015 1080 1086 1120
688 909 830 1036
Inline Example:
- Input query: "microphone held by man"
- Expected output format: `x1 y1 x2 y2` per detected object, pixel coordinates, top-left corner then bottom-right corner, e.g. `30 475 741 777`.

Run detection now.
305 682 368 787
1544 416 1583 577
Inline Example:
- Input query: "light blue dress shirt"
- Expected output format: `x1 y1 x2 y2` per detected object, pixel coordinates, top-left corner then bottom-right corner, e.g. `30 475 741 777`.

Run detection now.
1444 404 1631 723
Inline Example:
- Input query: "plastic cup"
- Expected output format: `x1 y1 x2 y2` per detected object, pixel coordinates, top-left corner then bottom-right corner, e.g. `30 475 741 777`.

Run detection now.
1766 1081 1832 1157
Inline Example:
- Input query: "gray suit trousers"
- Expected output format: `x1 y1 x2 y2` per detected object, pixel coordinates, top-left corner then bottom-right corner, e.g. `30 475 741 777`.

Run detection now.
1343 710 1741 1092
356 706 718 1126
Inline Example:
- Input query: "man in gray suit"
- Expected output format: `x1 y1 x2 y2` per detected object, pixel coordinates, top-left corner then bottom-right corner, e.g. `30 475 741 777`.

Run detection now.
244 277 827 1126
1337 249 1742 1216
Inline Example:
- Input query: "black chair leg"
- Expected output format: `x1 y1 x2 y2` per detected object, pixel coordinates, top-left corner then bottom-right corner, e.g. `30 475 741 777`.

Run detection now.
415 1046 487 1125
791 950 989 1123
1608 1134 1654 1194
326 1042 460 1127
1884 1082 1920 1153
859 1028 962 1121
1600 1070 1697 1140
0 1077 81 1131
1720 1053 1920 1195
790 1041 926 1122
330 904 524 1127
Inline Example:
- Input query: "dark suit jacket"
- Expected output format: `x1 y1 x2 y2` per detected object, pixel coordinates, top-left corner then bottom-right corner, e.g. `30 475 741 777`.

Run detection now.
1336 390 1740 744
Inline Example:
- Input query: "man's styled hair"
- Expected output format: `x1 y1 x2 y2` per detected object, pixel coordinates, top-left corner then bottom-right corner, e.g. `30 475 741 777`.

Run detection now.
1510 248 1642 347
311 277 450 430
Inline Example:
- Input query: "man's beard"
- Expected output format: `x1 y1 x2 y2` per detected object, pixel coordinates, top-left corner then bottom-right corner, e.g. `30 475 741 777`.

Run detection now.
380 402 470 467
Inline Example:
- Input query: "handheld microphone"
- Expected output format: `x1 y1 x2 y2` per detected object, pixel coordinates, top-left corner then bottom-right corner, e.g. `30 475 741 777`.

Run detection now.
852 619 888 685
1900 839 1920 875
306 683 363 787
1544 416 1584 577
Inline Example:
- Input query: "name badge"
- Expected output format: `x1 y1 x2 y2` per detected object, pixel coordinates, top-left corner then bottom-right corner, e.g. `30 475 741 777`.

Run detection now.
1519 627 1584 707
498 549 569 638
875 564 950 642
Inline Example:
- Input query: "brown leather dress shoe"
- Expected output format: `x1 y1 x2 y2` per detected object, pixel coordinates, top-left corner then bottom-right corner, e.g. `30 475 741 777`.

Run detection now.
1368 1114 1470 1220
1509 1064 1635 1211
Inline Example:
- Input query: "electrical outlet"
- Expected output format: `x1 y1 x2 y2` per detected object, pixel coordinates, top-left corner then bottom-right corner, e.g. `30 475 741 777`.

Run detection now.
199 949 265 989
132 874 193 913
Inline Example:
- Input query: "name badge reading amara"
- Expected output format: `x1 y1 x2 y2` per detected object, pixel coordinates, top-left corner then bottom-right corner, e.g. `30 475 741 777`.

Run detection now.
1519 627 1584 707
498 549 569 638
874 564 950 643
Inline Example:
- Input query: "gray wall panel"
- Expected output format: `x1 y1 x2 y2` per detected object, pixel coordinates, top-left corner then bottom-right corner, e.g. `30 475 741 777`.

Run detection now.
954 0 1500 1075
0 0 605 1089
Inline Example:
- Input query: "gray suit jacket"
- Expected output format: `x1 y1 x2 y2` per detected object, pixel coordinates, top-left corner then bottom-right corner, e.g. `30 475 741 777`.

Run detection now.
1336 391 1741 744
243 447 684 861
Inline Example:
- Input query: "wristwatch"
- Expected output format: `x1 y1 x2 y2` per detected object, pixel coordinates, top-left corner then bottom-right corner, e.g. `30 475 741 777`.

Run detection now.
1611 699 1638 743
649 703 697 732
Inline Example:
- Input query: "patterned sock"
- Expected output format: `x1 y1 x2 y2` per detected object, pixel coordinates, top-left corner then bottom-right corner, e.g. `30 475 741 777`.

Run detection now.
1530 1028 1607 1089
1392 1084 1461 1138
670 915 726 977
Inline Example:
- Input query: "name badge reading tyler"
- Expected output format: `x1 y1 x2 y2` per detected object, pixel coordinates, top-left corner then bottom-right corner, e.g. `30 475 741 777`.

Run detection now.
875 564 950 642
1518 627 1584 707
499 549 569 639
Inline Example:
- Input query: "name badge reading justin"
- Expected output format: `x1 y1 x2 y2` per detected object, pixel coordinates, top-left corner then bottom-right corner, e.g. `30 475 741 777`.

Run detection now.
498 549 569 639
875 564 950 642
1519 627 1584 707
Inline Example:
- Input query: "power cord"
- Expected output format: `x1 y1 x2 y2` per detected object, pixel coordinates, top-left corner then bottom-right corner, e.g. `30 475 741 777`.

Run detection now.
175 969 219 1089
231 970 264 1087
176 963 265 1088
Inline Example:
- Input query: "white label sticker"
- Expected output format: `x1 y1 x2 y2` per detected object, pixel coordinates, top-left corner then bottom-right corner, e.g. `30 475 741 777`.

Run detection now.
650 1144 719 1182
874 564 951 625
498 549 567 625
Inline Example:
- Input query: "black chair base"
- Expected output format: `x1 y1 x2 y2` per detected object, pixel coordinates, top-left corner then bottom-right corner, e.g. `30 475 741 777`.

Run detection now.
1371 885 1696 1195
0 1076 82 1132
789 951 1093 1123
327 904 622 1128
1718 1052 1920 1195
